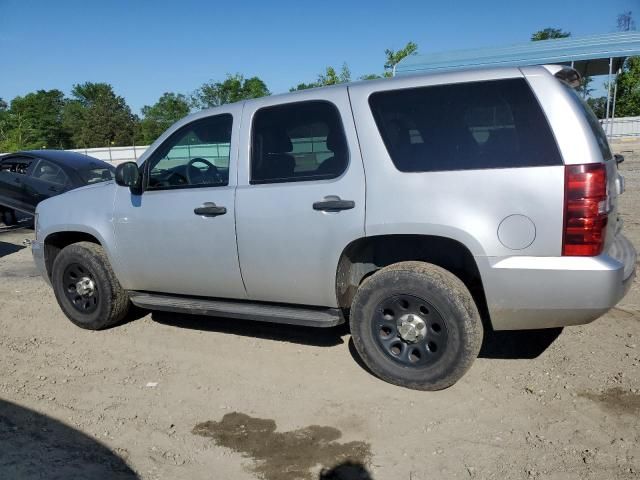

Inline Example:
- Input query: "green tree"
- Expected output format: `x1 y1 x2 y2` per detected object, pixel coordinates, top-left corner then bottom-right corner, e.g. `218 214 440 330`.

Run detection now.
531 28 571 41
617 11 636 31
587 97 607 119
612 56 640 117
359 41 418 80
63 82 138 148
140 92 190 144
0 90 70 151
191 74 270 109
577 76 594 99
289 63 351 91
383 41 418 77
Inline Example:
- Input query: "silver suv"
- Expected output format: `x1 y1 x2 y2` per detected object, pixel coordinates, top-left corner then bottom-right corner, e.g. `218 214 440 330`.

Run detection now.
32 65 636 390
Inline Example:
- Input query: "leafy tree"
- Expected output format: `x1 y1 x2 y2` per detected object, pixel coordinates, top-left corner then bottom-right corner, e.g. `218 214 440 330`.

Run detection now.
577 76 594 99
587 97 607 119
140 92 190 144
63 82 138 148
0 90 70 151
617 11 636 31
531 28 571 41
612 56 640 117
383 41 418 77
359 41 418 80
192 74 270 109
290 63 351 91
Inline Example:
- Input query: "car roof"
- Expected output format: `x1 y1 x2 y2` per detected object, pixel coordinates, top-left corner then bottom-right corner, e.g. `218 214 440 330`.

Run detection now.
7 150 114 170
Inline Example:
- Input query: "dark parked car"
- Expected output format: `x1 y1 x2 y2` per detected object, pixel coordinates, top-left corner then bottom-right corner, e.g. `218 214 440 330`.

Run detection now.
0 150 115 225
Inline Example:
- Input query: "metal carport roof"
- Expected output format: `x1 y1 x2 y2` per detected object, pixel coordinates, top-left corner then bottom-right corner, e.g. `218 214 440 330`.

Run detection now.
396 32 640 136
396 32 640 77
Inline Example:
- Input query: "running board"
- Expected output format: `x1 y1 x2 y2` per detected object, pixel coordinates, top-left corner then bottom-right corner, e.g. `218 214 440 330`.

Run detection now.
128 291 344 328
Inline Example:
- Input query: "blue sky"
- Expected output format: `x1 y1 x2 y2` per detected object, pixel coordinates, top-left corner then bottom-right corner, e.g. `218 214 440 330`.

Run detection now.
0 0 637 114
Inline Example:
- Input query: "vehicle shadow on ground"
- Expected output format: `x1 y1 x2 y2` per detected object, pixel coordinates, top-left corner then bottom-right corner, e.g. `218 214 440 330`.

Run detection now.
346 327 563 381
478 327 563 359
320 461 373 479
152 311 562 358
151 311 348 347
0 240 24 259
0 398 138 479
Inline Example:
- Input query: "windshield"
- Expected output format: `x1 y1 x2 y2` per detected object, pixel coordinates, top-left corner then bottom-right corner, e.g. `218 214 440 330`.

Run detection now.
80 166 115 184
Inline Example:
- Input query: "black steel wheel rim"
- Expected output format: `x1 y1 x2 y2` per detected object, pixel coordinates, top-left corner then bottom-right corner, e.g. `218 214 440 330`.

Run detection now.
62 263 99 314
372 294 449 367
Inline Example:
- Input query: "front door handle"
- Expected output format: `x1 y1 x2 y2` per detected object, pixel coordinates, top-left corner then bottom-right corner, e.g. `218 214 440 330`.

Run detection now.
194 202 227 217
313 199 355 212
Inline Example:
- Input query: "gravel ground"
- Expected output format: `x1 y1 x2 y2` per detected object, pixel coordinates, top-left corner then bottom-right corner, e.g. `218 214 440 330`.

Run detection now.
0 141 638 480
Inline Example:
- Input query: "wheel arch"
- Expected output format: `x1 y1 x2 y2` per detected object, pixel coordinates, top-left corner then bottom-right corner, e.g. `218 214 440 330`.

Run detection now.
43 229 104 281
335 234 491 328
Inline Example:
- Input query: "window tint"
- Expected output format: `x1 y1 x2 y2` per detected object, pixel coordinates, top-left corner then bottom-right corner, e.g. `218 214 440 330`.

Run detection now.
31 159 68 185
0 156 34 175
251 101 348 184
561 82 612 160
369 78 563 172
146 114 232 190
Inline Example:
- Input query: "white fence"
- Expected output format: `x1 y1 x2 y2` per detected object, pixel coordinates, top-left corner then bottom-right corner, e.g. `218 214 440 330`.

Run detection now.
68 145 150 165
601 116 640 138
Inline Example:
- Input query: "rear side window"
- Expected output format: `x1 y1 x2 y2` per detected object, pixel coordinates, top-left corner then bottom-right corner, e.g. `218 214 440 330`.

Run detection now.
251 101 349 184
31 159 68 185
561 82 612 160
369 78 563 172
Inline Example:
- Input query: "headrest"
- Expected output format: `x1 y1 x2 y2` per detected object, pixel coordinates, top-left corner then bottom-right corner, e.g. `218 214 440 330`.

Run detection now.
263 130 292 153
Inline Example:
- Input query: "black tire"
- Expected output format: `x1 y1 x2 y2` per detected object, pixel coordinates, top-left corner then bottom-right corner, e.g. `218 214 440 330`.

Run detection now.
1 208 16 226
51 242 130 330
350 261 483 391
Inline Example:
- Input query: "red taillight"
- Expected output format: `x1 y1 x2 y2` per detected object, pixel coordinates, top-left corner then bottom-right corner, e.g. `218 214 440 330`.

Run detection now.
563 164 608 256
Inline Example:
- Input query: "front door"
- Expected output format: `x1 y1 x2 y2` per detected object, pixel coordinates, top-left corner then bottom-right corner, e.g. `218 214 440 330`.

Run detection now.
235 89 366 307
0 155 36 213
112 108 246 299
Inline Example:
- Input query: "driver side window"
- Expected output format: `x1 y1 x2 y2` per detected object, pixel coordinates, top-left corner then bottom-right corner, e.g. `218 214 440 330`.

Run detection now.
146 114 232 190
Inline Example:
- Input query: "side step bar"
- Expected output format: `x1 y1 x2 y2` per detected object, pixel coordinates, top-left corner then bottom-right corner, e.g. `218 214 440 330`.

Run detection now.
128 291 344 328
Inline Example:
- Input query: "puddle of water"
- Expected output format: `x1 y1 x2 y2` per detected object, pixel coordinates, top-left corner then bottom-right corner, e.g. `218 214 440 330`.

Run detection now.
193 412 371 480
579 388 640 416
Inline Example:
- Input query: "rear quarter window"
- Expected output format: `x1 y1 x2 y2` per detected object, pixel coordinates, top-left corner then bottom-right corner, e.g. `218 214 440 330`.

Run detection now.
560 82 613 161
369 78 563 172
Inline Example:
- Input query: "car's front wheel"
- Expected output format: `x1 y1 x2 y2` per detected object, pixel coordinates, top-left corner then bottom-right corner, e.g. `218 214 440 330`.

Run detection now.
51 242 130 330
350 261 483 390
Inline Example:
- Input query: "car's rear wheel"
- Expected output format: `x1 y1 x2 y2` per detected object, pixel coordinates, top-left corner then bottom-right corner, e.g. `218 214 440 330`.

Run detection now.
350 261 483 390
51 242 130 330
1 208 16 226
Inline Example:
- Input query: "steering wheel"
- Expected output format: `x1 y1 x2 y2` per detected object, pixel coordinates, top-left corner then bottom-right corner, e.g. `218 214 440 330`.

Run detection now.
186 158 220 184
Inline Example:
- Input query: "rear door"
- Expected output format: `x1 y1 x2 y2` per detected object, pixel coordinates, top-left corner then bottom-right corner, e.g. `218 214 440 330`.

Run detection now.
23 158 71 210
235 88 366 307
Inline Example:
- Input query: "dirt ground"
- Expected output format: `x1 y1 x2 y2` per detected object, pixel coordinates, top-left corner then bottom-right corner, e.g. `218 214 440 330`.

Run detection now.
1 141 639 480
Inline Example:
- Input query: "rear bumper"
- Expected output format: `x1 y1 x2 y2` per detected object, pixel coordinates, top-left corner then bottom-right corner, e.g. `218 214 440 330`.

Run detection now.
31 239 51 287
480 233 636 330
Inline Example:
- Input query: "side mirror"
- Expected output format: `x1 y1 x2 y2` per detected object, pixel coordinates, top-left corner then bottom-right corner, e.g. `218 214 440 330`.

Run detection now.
115 162 142 193
614 154 624 166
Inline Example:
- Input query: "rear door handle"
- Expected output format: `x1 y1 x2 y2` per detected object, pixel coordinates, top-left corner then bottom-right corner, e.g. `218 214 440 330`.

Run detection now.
313 199 355 212
194 202 227 217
